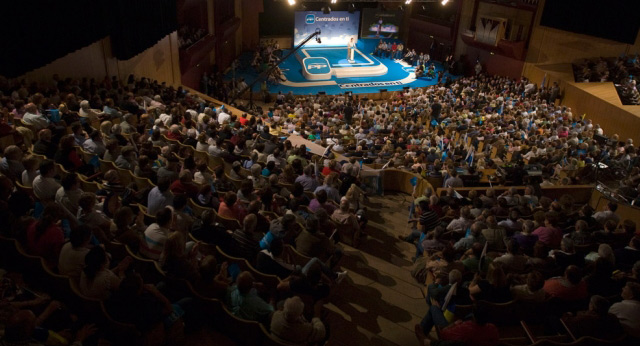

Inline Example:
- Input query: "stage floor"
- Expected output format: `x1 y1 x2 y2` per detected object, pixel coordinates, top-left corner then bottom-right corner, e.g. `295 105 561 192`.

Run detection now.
227 40 457 95
299 47 379 67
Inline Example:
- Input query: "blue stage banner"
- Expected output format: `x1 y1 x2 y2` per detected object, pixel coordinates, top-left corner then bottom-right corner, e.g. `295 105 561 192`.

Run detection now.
294 11 360 47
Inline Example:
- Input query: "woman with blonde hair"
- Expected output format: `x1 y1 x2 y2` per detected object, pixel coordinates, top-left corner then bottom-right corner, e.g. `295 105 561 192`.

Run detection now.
100 120 113 137
160 231 200 281
279 164 296 185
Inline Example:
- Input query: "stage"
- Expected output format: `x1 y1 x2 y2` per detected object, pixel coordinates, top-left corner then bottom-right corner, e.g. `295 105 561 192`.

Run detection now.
228 40 456 95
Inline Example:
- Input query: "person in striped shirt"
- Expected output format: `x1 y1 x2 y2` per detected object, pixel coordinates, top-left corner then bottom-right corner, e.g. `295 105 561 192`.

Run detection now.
398 199 440 245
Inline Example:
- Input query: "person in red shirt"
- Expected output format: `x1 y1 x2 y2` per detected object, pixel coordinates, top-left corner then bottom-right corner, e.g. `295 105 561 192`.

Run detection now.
543 265 588 301
238 113 249 126
321 160 340 176
169 170 199 199
26 204 65 266
417 305 499 346
218 191 246 224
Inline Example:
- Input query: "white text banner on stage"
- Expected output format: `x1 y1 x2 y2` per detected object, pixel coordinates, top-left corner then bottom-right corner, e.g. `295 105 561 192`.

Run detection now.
338 81 404 89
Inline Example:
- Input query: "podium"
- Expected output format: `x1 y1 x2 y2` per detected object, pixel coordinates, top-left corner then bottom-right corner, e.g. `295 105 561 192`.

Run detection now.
347 44 355 62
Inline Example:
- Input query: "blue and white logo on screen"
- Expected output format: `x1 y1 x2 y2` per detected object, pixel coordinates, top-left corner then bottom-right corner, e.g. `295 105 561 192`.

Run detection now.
305 14 315 24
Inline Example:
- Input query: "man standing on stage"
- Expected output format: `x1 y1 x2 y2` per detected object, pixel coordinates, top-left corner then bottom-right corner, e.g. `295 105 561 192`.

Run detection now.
396 43 404 59
347 37 356 62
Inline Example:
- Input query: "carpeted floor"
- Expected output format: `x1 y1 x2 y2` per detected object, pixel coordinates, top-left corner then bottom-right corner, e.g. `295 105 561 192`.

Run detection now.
322 192 425 346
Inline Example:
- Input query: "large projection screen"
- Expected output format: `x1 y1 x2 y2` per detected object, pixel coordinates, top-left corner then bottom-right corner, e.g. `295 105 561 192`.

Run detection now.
294 11 361 46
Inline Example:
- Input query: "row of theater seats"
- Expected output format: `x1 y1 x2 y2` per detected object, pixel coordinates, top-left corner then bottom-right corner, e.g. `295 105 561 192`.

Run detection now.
0 232 314 346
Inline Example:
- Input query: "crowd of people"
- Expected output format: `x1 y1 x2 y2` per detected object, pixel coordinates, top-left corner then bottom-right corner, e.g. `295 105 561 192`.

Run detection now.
0 67 640 345
0 73 374 345
573 54 640 105
177 25 208 50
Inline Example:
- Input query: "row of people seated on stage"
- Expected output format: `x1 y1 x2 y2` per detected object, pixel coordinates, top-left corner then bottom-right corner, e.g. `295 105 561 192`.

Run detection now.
371 40 432 66
372 40 406 60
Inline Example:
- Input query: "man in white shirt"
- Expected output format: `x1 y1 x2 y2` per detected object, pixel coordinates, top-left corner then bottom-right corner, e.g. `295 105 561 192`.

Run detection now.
140 207 173 260
22 103 49 131
58 225 91 278
217 108 231 124
609 282 640 338
32 160 61 202
593 202 621 225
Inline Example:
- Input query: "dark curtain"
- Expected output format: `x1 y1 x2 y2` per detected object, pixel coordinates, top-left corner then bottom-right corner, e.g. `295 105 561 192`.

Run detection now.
2 0 110 78
110 0 178 60
1 0 178 78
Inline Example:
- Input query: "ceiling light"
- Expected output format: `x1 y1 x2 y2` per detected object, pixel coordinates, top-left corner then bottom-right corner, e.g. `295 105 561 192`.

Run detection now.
288 0 295 6
442 0 450 5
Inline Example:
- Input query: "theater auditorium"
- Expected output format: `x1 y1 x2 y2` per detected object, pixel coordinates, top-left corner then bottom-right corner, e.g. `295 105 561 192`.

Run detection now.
2 0 640 345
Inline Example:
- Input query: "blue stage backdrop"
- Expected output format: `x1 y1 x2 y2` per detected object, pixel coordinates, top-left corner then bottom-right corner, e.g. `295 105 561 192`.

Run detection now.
360 8 402 39
294 11 360 47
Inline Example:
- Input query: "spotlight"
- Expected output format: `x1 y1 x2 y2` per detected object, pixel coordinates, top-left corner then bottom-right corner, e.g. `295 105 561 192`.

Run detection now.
287 0 295 6
322 6 331 14
331 0 337 4
405 0 412 4
316 36 322 44
348 3 356 13
422 5 427 11
441 0 450 5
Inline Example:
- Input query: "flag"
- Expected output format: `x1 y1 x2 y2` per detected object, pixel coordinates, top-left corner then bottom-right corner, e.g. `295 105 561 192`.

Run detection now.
541 73 547 89
581 113 586 120
498 102 504 115
410 176 418 186
478 241 488 273
442 282 458 312
465 146 474 166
